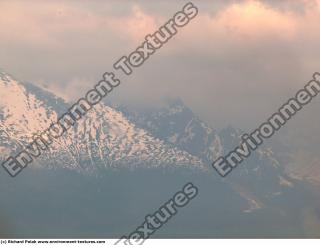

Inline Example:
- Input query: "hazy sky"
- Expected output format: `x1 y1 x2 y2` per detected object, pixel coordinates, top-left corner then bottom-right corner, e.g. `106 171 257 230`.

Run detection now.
0 0 319 129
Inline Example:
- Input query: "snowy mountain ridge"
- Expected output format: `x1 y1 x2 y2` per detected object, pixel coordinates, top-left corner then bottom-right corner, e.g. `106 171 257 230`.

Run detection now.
0 71 204 173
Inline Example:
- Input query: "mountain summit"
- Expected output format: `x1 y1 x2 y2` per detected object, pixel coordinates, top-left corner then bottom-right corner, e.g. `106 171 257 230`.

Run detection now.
0 72 203 173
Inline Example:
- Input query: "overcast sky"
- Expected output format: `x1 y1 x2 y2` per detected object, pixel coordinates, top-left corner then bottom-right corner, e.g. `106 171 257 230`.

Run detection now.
1 0 319 129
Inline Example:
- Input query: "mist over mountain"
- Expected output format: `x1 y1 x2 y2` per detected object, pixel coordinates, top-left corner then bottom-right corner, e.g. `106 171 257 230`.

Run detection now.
0 71 319 238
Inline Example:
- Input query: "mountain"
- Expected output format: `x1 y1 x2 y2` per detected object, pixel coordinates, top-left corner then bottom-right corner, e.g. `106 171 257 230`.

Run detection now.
0 70 319 238
0 69 296 190
117 98 222 164
0 71 204 173
116 99 300 204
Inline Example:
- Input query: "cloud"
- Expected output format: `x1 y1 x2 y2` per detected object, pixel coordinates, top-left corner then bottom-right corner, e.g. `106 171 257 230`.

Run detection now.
109 0 320 128
0 0 319 129
108 5 161 42
212 1 298 40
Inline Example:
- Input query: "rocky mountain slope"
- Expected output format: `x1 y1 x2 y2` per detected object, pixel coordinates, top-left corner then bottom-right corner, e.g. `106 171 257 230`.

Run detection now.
0 70 319 237
0 71 203 173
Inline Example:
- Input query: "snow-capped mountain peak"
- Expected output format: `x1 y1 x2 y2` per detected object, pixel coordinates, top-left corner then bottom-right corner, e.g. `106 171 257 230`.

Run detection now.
0 72 204 173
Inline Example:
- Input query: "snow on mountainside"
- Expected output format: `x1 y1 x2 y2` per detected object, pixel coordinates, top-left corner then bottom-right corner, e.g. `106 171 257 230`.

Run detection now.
117 98 223 164
117 99 300 209
117 99 281 174
1 71 318 220
0 71 204 173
